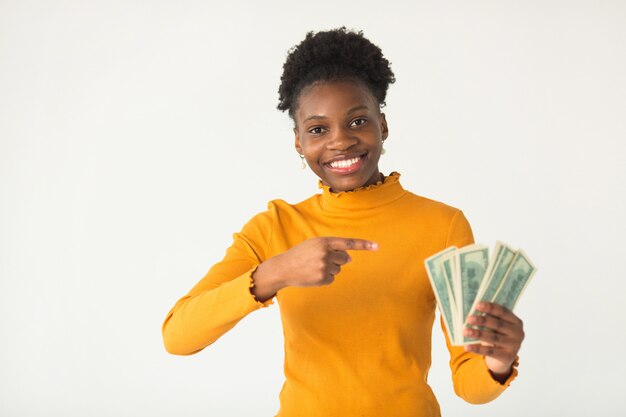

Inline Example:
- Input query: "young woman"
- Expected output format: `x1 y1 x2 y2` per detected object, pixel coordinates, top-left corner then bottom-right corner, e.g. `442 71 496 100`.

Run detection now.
162 27 525 417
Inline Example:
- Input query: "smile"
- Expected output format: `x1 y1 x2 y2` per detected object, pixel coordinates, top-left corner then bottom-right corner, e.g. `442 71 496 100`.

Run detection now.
324 154 366 174
329 156 362 168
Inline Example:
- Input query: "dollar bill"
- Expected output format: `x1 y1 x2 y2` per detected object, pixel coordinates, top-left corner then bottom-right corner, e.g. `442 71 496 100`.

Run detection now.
441 252 460 341
424 247 458 344
458 244 490 344
441 256 457 311
465 242 516 322
426 242 536 346
492 250 536 310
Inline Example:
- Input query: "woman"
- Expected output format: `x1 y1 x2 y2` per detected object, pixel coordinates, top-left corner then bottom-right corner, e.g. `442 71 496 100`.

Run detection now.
162 27 524 416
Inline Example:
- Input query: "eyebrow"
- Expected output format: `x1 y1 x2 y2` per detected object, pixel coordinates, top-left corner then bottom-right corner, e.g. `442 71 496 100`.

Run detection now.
302 105 370 124
346 105 369 114
303 114 326 123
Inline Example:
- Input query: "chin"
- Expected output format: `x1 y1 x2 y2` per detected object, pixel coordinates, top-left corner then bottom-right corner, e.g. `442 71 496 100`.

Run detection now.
315 160 380 192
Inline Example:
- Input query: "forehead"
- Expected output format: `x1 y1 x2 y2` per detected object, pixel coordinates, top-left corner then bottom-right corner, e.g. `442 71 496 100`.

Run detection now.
295 80 379 122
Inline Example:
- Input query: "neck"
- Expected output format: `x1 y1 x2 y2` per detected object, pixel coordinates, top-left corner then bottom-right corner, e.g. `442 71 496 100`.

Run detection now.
318 172 406 212
325 172 384 193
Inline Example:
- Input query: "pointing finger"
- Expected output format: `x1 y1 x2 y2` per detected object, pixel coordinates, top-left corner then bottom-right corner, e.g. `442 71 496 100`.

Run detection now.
326 237 379 251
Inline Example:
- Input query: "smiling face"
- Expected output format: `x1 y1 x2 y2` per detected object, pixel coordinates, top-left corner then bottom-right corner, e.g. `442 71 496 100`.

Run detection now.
294 80 389 193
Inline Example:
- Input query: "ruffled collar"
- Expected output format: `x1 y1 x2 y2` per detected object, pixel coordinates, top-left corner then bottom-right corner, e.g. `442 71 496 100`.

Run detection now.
317 171 407 212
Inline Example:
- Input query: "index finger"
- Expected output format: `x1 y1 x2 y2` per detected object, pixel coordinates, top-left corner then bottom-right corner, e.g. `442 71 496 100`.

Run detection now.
476 302 523 326
325 237 379 251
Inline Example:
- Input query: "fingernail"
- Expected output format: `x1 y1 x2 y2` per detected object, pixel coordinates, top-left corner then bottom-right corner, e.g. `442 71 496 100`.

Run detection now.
371 242 379 250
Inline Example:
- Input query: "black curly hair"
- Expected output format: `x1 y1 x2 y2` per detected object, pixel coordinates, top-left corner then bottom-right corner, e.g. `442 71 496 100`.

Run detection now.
277 27 395 119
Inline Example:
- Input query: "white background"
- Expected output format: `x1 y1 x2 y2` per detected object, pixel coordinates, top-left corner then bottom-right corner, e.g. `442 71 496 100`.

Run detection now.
1 1 625 416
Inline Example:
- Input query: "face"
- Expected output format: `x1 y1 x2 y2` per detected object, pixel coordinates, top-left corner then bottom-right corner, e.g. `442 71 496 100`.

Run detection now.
294 80 389 193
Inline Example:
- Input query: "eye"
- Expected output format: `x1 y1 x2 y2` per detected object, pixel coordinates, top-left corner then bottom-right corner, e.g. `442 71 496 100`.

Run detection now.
308 126 325 135
350 118 367 127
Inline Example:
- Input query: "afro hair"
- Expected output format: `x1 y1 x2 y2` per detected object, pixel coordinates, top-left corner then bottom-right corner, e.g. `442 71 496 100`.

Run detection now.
277 27 395 119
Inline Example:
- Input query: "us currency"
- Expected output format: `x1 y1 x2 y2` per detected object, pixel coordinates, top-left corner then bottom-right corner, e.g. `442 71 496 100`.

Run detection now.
426 242 536 346
465 242 516 323
424 247 458 344
441 256 457 314
457 244 490 344
441 252 460 341
491 250 536 311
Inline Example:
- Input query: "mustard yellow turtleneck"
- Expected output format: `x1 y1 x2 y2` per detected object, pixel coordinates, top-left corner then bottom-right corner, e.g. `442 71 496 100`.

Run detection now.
162 172 517 416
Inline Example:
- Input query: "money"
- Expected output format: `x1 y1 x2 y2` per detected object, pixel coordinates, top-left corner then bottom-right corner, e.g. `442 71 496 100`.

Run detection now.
492 250 536 311
424 242 536 346
424 247 458 344
465 242 516 322
458 245 490 344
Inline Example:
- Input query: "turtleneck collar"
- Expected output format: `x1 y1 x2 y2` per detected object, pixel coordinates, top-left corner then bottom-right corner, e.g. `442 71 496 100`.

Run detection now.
317 171 407 212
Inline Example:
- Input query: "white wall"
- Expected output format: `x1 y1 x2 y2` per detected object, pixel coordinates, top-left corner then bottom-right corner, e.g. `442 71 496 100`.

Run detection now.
1 1 624 416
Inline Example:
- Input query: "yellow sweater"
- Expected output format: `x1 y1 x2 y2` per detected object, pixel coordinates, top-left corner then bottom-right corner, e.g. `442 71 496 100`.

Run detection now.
162 172 517 416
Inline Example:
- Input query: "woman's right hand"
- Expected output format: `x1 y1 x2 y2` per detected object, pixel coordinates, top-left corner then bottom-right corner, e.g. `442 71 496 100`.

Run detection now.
250 237 378 302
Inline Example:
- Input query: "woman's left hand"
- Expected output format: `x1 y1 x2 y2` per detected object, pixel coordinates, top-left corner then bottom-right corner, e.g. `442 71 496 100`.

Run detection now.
463 302 524 382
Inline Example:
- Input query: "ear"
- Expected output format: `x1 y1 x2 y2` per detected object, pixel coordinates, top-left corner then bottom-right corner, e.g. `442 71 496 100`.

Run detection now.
380 113 389 141
294 127 303 155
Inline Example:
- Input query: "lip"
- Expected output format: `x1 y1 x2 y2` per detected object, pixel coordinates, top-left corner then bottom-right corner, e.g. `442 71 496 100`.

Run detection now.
323 153 367 175
323 152 367 165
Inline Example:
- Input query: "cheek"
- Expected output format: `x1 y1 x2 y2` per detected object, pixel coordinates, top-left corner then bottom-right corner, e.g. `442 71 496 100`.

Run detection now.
303 152 322 167
301 141 324 160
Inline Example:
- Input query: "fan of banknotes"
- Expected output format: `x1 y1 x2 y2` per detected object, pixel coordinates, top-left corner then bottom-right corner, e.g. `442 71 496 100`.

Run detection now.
424 241 537 346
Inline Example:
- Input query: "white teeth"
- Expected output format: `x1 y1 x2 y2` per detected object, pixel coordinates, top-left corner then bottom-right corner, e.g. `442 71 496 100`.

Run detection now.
329 156 361 168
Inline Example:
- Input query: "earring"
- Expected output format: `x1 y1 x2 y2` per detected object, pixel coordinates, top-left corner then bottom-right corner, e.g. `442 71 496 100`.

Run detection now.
300 154 306 169
381 140 386 155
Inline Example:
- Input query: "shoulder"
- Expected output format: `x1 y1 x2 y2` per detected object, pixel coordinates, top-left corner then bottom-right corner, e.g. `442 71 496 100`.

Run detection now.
267 193 319 216
397 189 474 246
240 195 315 232
398 189 465 223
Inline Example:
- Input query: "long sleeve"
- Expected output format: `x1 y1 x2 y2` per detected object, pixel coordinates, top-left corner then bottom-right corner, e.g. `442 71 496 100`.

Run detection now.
443 210 518 403
162 173 521 415
162 207 275 355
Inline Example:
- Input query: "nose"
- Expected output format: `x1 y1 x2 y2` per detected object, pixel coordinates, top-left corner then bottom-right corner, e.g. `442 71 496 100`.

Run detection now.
327 127 358 150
